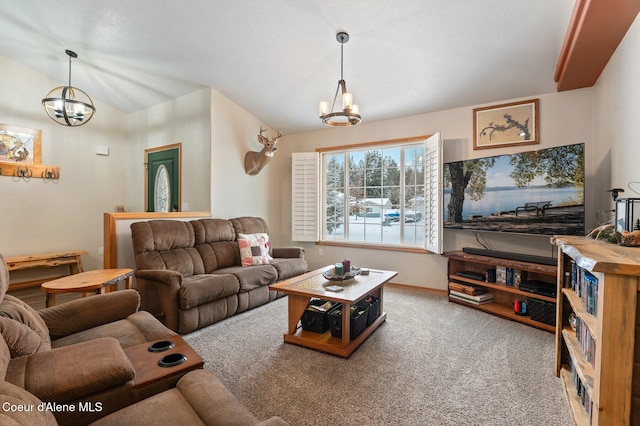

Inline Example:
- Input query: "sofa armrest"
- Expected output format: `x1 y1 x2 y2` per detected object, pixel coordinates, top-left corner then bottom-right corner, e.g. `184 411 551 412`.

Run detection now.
135 269 183 286
272 247 305 259
38 289 140 339
7 337 135 403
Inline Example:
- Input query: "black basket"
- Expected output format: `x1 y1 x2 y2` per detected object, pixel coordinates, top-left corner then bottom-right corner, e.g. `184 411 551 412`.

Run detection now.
356 295 380 326
327 304 369 340
301 299 335 333
527 298 556 326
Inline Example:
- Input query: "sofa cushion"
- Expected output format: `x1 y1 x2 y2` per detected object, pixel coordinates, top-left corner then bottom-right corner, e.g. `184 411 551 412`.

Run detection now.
90 369 287 426
230 216 270 236
6 337 135 403
0 295 51 357
192 219 239 270
131 220 203 277
50 311 176 349
269 258 309 281
216 265 278 292
179 274 240 310
0 380 58 426
238 233 271 266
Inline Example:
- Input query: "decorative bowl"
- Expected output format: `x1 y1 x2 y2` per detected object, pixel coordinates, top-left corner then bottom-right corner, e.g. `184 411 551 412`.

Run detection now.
323 267 361 281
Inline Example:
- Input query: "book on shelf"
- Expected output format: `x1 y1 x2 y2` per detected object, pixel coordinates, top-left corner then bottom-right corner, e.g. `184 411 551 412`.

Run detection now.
575 317 596 368
449 290 494 304
570 262 599 316
448 282 489 296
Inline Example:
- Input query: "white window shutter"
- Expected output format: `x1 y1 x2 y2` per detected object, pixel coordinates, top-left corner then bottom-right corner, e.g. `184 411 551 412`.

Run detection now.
424 133 443 254
291 152 320 242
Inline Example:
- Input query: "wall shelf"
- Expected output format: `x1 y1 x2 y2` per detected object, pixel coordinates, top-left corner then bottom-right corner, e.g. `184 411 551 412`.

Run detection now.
0 163 59 179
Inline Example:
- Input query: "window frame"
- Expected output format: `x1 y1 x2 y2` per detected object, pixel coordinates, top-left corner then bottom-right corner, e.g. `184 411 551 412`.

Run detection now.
317 135 432 251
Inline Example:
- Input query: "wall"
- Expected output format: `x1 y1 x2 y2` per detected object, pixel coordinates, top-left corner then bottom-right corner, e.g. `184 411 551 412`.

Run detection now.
126 88 212 212
271 89 595 290
0 55 129 270
209 88 276 220
593 13 640 209
0 54 274 276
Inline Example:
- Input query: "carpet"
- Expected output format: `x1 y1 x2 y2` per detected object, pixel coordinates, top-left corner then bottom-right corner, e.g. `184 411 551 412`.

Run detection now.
183 287 572 426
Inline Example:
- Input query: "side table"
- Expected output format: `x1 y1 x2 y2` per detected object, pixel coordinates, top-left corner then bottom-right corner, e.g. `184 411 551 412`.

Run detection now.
41 268 134 307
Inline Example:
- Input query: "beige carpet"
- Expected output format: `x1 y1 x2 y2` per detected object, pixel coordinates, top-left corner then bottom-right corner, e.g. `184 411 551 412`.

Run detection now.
183 287 572 426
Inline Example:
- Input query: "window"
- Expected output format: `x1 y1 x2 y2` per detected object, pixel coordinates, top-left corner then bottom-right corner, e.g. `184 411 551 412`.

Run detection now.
316 134 442 252
154 165 171 212
291 134 442 253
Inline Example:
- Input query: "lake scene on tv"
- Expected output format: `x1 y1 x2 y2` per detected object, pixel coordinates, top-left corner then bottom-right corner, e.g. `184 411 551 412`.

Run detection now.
444 143 585 235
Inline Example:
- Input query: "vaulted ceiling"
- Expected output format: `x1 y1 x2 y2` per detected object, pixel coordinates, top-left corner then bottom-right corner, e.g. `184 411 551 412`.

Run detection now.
0 1 589 134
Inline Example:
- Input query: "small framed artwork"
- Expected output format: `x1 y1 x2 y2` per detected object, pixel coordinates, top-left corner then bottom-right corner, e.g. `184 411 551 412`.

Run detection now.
0 123 42 165
473 99 539 150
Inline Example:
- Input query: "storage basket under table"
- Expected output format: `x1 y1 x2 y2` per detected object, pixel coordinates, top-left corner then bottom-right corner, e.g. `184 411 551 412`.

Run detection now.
327 304 369 340
300 299 337 333
356 295 380 326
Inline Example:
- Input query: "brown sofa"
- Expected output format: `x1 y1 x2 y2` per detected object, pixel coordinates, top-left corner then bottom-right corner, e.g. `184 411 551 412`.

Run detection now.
0 254 288 425
131 217 307 333
0 253 178 424
0 342 288 426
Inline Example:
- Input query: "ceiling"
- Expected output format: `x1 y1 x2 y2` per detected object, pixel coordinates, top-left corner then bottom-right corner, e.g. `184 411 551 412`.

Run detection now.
0 0 576 135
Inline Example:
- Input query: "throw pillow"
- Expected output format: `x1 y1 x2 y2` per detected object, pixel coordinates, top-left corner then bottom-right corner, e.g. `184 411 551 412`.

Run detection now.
238 233 271 266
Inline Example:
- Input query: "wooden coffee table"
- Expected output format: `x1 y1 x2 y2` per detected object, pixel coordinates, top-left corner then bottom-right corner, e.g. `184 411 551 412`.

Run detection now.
124 336 204 388
270 266 397 358
41 268 134 307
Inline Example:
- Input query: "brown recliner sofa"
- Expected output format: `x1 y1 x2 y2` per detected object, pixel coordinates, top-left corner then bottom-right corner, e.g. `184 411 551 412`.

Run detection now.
0 341 288 426
0 253 179 424
131 216 307 333
0 254 288 425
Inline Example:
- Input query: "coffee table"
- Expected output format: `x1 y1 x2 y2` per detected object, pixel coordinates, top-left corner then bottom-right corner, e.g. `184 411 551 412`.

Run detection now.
124 336 204 388
41 268 134 307
269 266 397 358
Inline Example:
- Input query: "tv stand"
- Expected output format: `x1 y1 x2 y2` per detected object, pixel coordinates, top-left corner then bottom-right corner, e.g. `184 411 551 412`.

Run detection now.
444 250 557 332
462 247 556 266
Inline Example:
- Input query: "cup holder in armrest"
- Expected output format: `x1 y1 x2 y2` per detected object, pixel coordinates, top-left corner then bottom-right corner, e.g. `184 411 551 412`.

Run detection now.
148 340 175 353
158 353 187 368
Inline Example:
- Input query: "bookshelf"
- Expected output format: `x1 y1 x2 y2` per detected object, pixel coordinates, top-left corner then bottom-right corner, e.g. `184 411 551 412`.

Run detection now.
553 236 640 425
443 251 557 332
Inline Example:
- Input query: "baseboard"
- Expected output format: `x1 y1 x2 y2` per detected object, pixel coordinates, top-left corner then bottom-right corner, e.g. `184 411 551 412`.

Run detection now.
385 282 447 296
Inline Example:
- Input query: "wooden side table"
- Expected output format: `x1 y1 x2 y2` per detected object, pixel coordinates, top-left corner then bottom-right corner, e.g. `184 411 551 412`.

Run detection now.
5 250 88 290
41 268 134 307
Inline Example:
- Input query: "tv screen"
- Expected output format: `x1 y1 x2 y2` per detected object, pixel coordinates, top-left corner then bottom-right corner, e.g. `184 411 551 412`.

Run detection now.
444 143 585 235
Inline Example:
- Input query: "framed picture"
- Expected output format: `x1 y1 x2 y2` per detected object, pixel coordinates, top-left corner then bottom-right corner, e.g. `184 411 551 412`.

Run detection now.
0 123 42 165
473 99 539 150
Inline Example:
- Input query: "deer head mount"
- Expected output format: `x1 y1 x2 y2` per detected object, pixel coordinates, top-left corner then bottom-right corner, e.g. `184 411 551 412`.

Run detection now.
244 126 283 175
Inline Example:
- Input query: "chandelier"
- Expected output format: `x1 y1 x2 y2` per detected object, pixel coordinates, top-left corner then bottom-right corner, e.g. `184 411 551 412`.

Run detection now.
42 50 96 127
319 32 361 127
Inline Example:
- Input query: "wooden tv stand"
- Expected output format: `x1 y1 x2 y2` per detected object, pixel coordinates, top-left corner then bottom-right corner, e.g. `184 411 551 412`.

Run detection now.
443 251 557 332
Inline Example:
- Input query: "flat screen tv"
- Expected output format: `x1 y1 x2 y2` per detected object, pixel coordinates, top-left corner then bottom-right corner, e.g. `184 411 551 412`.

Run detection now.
444 143 585 236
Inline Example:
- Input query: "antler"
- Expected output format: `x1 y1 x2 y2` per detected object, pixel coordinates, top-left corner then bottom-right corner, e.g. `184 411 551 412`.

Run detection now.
257 126 283 145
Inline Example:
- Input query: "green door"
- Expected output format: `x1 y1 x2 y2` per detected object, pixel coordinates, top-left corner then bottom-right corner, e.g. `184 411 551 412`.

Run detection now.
146 145 180 212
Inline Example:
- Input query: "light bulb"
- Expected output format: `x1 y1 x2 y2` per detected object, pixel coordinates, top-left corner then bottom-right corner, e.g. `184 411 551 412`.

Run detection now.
342 93 353 110
319 101 329 117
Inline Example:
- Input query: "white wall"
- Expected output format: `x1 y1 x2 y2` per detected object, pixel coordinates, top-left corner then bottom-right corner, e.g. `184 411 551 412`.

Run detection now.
127 88 212 212
593 13 640 209
271 89 595 290
209 88 276 220
0 55 129 270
